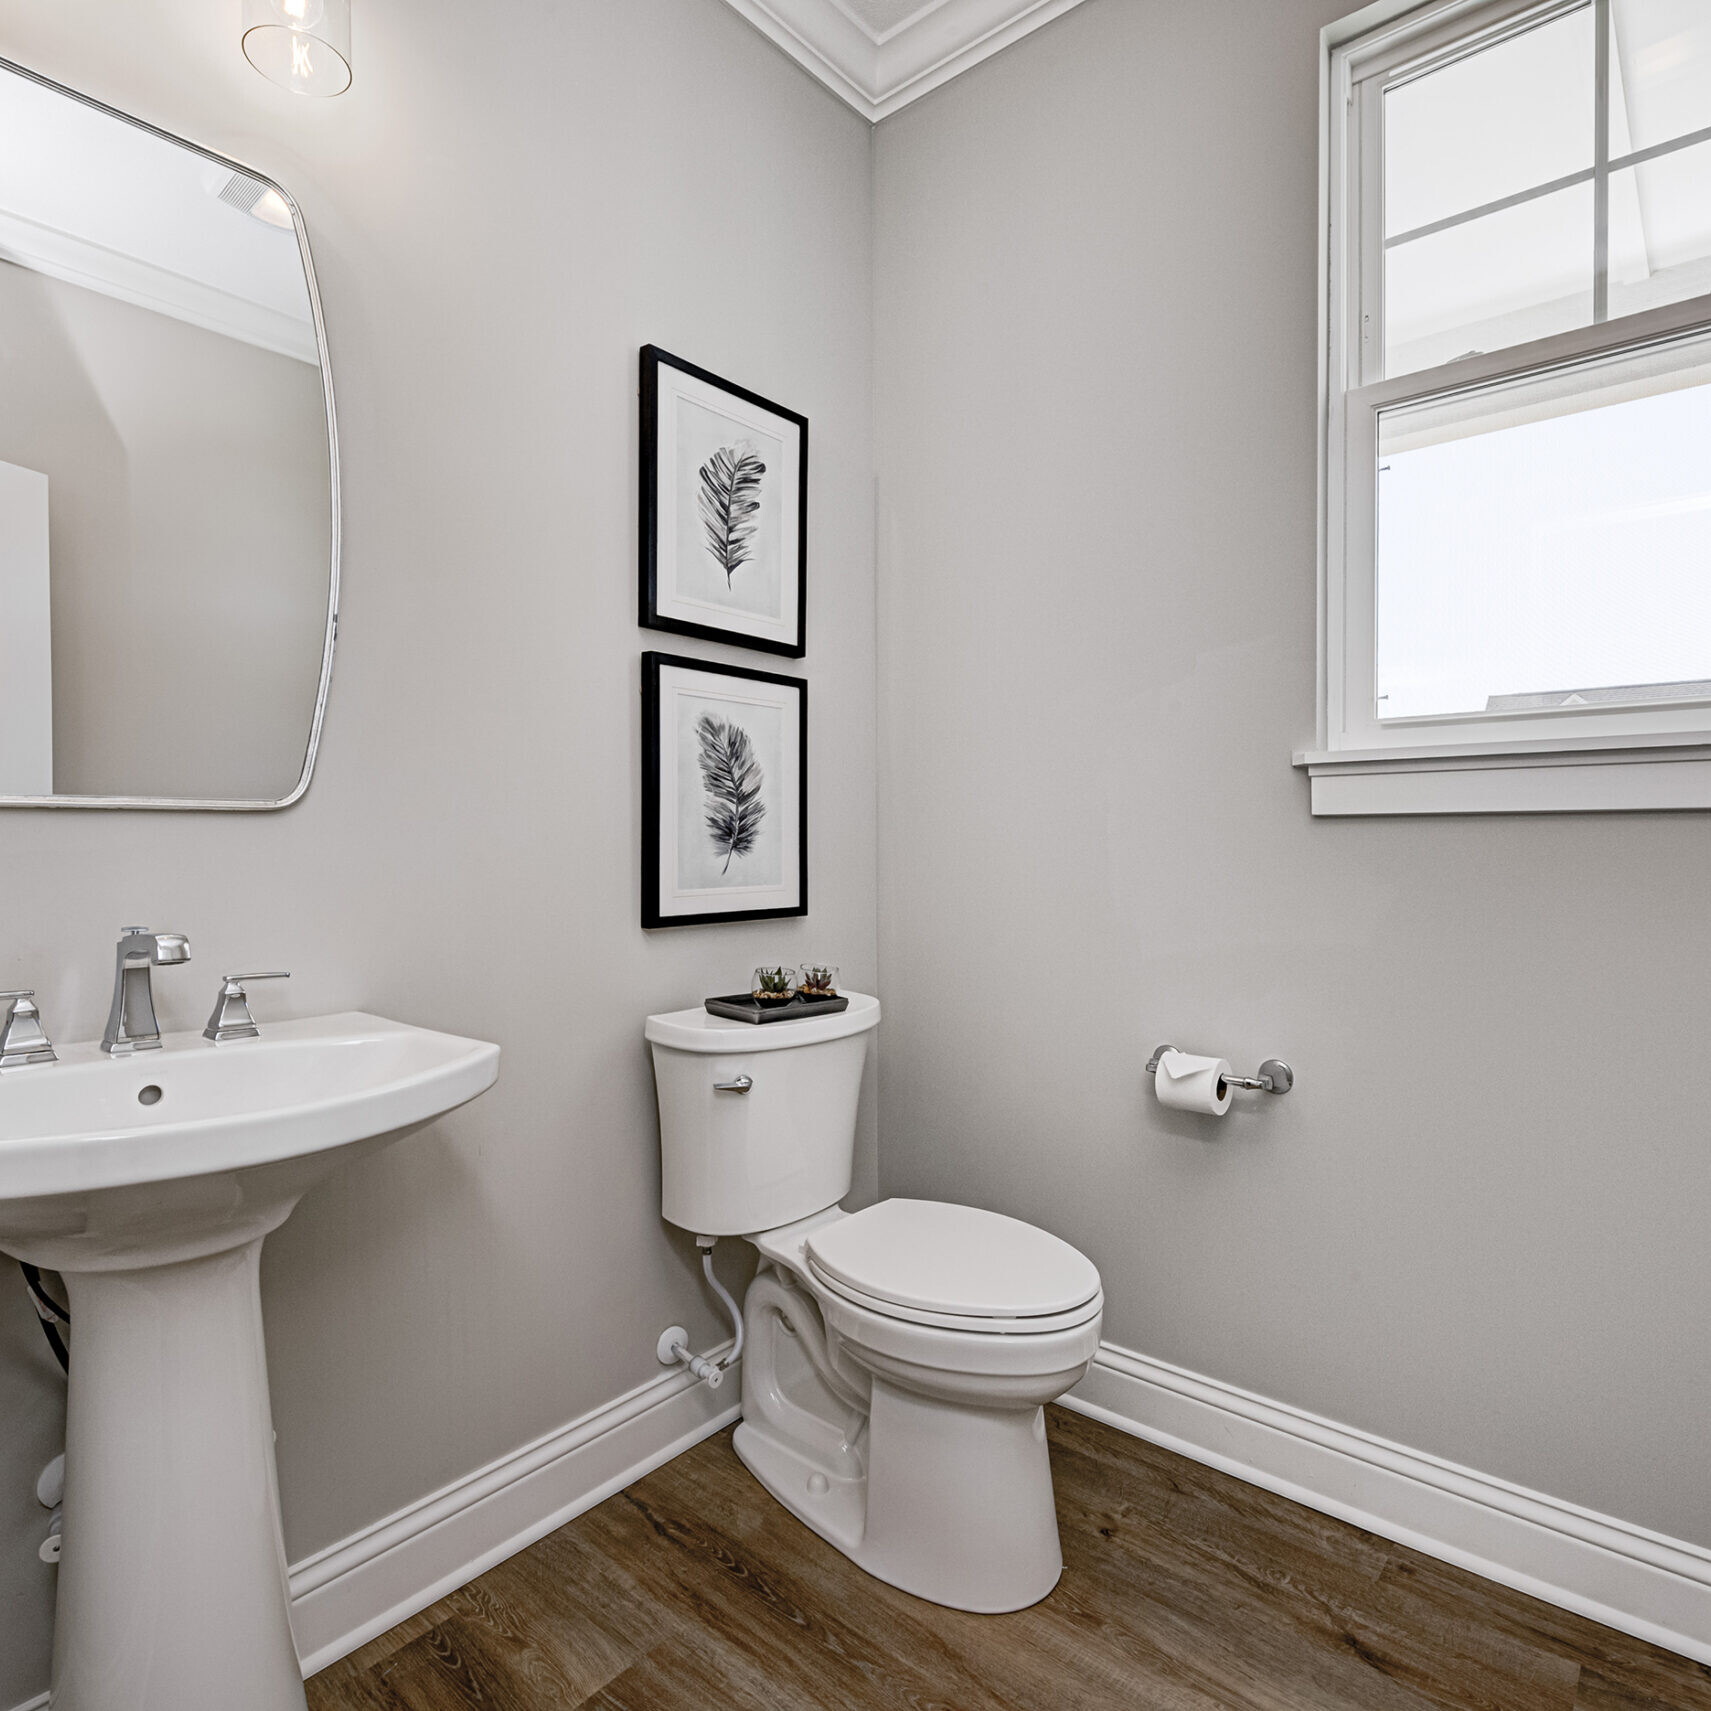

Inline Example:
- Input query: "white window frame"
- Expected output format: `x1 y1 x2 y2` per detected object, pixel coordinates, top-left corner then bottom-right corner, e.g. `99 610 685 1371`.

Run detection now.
1303 0 1711 814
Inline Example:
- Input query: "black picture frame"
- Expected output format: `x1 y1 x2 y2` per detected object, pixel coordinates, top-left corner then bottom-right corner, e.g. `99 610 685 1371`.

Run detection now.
642 651 808 928
639 345 808 659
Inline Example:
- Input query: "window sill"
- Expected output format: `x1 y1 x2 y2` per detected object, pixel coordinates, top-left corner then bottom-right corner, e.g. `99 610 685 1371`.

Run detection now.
1294 733 1711 815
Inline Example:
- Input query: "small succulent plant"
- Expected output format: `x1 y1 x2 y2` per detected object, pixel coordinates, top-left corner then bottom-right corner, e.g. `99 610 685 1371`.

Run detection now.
753 966 795 1000
798 964 838 997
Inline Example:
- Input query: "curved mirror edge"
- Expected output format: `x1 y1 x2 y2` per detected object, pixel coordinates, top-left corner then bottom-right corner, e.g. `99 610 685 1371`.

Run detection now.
0 58 340 812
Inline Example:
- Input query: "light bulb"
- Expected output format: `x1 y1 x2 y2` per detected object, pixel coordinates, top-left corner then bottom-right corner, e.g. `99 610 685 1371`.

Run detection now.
242 0 350 97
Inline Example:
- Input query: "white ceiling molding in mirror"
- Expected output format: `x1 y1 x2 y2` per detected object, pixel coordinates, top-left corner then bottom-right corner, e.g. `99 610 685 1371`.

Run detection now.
0 70 317 361
718 0 1090 119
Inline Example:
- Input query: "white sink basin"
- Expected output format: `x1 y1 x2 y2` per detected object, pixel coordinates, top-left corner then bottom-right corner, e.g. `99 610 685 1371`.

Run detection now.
0 1011 499 1711
0 1013 497 1255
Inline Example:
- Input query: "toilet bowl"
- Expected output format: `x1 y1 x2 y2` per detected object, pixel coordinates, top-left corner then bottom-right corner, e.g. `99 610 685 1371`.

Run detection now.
646 993 1103 1612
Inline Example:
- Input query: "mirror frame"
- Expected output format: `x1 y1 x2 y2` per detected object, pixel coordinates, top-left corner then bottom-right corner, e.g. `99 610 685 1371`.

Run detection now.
0 57 340 812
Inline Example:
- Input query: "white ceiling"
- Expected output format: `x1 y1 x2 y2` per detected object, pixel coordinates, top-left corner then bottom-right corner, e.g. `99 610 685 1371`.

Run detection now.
719 0 1090 120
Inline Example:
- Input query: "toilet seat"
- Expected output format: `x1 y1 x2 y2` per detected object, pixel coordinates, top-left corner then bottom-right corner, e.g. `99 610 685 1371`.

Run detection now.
808 1267 1103 1333
803 1198 1101 1333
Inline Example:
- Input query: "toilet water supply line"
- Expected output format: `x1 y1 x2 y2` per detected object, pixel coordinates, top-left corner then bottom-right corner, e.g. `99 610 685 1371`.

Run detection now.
665 1237 744 1389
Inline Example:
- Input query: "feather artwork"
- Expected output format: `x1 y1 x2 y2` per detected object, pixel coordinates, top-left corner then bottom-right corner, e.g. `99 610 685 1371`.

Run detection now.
698 443 766 586
697 713 766 873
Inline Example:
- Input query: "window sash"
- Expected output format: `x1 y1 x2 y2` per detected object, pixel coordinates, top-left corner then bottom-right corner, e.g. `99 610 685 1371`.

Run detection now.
1339 298 1711 750
1321 0 1711 760
1371 0 1711 357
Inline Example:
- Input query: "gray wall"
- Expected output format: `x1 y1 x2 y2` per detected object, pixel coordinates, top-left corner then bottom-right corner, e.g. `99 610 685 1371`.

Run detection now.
0 261 330 800
874 0 1709 1552
0 2 875 1704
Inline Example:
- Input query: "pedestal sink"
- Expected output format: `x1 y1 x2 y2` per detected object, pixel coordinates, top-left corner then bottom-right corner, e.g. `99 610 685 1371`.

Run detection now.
0 1012 500 1711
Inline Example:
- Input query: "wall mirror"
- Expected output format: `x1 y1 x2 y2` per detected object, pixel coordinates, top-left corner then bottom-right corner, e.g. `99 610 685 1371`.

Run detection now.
0 59 337 810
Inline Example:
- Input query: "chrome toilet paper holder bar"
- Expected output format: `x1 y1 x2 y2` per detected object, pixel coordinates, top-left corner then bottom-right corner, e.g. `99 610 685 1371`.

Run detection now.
1146 1044 1294 1095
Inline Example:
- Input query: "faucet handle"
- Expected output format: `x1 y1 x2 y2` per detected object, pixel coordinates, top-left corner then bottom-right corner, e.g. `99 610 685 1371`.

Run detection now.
203 972 290 1045
0 991 58 1071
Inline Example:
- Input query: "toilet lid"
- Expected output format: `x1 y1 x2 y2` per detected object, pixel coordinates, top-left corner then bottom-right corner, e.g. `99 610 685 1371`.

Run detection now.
804 1199 1100 1320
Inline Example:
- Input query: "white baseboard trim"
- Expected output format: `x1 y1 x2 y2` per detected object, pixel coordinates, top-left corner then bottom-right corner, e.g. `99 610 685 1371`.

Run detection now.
287 1343 741 1676
1065 1342 1711 1666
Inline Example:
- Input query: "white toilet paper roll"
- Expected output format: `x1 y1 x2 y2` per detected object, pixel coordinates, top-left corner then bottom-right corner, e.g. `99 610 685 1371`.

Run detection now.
1154 1050 1232 1116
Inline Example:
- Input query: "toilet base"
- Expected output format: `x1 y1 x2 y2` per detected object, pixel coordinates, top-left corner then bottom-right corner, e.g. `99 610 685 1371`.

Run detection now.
735 1378 1064 1614
733 1420 867 1556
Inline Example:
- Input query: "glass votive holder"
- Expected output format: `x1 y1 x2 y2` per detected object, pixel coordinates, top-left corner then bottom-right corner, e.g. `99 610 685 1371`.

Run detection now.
751 966 797 1004
242 0 354 96
797 964 839 1000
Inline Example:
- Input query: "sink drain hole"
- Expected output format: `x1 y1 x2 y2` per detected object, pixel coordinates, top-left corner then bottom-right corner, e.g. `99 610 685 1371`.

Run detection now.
137 1085 163 1106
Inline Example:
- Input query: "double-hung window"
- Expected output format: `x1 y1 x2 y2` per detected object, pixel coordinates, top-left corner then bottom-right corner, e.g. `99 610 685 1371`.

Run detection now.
1309 0 1711 812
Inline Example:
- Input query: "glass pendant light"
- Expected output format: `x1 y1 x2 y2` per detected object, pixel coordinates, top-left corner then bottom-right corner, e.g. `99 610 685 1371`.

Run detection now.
242 0 352 97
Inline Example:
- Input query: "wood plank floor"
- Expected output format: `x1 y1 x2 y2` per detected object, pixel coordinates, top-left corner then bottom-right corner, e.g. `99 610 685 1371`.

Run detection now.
306 1408 1711 1711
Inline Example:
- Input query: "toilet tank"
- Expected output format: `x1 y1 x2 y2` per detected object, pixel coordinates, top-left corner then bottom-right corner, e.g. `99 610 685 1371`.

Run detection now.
646 993 880 1236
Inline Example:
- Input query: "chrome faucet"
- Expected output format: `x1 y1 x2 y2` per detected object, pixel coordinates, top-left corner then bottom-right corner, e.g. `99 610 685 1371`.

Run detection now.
102 927 191 1056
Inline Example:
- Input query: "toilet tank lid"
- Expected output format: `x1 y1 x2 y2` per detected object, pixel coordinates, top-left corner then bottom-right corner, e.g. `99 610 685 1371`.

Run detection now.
645 991 880 1053
806 1198 1101 1319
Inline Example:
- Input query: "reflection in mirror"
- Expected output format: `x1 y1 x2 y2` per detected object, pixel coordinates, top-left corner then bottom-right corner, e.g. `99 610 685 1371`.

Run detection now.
0 61 336 807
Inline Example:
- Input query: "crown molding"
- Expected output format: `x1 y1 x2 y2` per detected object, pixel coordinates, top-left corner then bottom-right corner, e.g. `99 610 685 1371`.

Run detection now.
721 0 1091 120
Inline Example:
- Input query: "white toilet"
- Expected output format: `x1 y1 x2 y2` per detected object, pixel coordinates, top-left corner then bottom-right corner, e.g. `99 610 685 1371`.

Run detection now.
646 991 1103 1612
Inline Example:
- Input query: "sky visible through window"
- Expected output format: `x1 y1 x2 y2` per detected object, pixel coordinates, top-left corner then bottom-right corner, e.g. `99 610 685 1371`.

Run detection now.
1377 378 1711 718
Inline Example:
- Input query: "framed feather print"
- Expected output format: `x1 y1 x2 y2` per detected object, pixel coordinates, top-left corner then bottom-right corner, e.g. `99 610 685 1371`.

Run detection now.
640 346 807 658
642 652 807 928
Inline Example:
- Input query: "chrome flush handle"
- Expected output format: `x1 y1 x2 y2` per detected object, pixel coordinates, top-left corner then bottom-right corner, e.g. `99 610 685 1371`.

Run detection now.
713 1074 754 1094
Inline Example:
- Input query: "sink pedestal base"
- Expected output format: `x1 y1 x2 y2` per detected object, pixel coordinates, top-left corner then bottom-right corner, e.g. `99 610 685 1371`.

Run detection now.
0 1012 500 1709
54 1237 306 1711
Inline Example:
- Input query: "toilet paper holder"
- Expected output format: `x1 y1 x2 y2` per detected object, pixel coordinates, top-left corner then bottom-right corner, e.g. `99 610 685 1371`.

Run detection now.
1146 1044 1294 1095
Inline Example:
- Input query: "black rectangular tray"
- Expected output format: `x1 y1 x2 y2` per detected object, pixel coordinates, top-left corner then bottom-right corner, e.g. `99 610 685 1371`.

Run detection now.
704 993 849 1025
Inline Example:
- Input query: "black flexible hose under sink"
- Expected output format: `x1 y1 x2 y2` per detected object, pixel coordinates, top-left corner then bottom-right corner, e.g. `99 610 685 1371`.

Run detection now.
19 1262 69 1373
